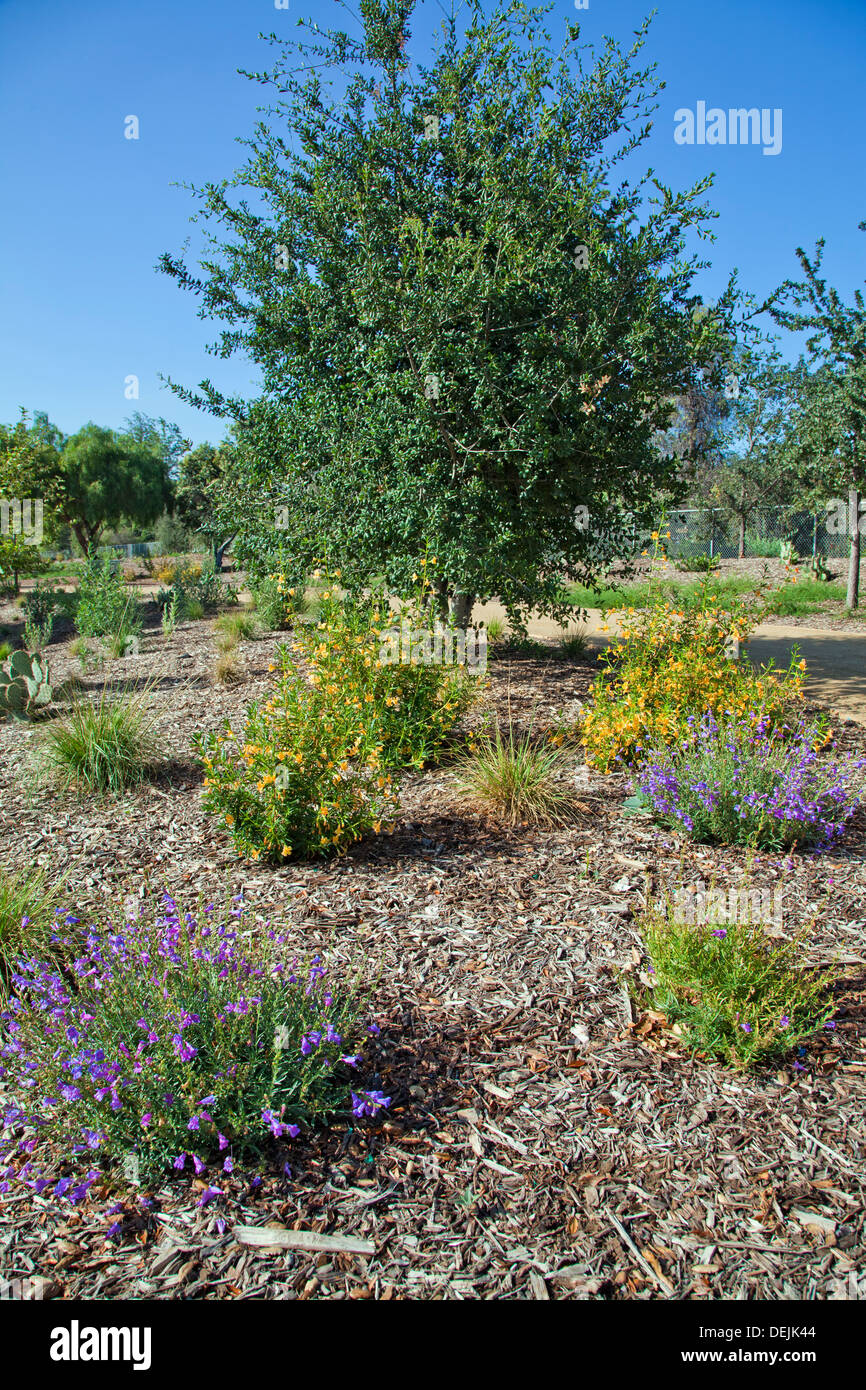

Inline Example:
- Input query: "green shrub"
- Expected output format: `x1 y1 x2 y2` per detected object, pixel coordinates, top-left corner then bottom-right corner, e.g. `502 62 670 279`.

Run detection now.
184 560 237 613
38 682 164 794
641 905 835 1068
673 552 720 574
250 574 307 630
194 651 400 862
75 550 141 639
153 511 191 555
4 896 387 1182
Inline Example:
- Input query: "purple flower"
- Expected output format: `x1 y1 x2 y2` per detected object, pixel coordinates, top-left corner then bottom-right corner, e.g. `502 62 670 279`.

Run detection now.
173 1153 186 1170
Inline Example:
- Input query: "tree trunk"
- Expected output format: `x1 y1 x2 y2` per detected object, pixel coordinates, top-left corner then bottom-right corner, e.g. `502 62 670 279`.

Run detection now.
846 486 861 610
738 513 746 560
449 591 475 628
213 534 236 573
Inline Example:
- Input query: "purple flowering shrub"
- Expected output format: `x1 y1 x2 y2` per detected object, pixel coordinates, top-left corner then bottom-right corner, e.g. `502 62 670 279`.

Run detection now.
636 712 866 851
642 907 835 1068
0 894 389 1193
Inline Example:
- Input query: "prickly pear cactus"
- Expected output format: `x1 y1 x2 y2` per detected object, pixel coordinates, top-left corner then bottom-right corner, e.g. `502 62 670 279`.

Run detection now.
808 552 833 582
0 649 53 720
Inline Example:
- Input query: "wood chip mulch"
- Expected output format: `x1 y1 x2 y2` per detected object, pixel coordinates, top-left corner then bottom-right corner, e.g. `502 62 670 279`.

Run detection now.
0 606 864 1301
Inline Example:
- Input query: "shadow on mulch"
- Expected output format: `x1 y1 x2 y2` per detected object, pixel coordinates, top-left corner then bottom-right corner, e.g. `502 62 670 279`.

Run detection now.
346 813 522 865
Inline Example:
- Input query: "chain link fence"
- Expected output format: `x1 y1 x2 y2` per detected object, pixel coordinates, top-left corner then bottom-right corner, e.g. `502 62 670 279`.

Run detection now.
666 507 854 563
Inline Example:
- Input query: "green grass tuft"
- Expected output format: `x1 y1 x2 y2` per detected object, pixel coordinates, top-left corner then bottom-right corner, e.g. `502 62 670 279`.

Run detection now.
454 722 577 826
0 865 63 995
38 682 164 795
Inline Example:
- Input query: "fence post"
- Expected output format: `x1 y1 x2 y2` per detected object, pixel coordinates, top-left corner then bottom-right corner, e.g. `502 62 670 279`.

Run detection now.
812 514 818 559
709 509 716 559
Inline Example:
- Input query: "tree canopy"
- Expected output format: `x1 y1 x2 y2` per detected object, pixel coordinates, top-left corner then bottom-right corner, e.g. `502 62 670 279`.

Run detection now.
161 0 729 622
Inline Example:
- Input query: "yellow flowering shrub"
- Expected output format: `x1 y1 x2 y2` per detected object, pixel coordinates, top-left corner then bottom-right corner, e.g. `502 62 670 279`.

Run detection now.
298 573 480 770
582 591 808 772
193 647 399 863
194 573 479 861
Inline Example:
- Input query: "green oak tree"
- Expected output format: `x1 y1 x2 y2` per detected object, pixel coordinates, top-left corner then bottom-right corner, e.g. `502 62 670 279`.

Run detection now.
161 0 728 623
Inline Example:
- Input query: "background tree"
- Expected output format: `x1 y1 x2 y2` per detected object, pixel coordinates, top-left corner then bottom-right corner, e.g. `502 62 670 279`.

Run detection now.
711 348 790 556
122 412 191 482
0 411 65 583
768 229 866 607
51 423 172 554
175 439 239 571
161 0 727 625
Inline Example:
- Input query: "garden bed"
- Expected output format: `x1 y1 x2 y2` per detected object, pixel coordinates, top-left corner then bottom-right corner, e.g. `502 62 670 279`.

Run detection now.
0 613 864 1300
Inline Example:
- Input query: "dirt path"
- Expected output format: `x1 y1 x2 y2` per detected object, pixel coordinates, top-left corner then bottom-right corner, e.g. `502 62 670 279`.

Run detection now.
473 603 866 725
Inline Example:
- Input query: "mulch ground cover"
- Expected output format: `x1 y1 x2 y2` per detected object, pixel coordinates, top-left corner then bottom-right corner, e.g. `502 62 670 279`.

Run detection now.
0 596 864 1300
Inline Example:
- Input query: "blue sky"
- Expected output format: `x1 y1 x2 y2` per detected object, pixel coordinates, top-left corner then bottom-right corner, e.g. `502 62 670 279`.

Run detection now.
1 0 864 446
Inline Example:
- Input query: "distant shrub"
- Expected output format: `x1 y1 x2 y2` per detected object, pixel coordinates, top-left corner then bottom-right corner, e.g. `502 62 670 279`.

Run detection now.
75 551 141 641
153 511 191 556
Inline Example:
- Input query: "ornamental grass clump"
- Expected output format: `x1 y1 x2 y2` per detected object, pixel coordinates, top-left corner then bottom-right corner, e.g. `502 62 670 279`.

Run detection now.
641 906 835 1069
39 681 164 795
0 895 387 1191
636 711 866 851
454 720 577 827
581 585 805 771
0 866 62 996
